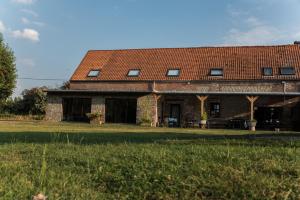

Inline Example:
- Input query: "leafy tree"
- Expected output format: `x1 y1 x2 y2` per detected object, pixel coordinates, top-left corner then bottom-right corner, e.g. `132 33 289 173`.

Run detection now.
0 34 17 101
21 87 47 115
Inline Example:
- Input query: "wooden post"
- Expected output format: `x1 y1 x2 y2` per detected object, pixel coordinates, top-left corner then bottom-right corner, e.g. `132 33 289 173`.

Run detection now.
196 95 208 116
246 96 259 131
246 96 259 120
154 95 162 127
196 95 208 128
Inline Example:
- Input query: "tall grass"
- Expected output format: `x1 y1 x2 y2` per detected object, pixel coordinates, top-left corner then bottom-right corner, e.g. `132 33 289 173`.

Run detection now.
0 121 299 199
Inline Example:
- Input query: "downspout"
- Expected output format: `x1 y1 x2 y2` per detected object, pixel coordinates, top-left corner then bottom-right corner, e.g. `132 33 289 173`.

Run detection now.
282 81 286 103
152 81 158 127
152 81 158 93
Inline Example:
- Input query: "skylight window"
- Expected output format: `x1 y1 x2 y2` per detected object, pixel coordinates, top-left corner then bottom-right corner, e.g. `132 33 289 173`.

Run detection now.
280 67 295 75
87 70 100 77
210 68 223 76
127 69 140 77
262 67 273 76
167 69 180 77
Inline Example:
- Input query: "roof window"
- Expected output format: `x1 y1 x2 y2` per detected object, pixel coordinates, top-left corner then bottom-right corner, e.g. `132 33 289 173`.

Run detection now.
87 70 100 77
210 68 223 76
127 69 140 77
262 67 273 76
280 67 295 75
167 69 180 77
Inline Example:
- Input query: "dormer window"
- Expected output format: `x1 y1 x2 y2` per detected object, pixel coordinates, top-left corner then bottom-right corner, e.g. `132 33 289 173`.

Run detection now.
280 67 295 75
127 69 140 77
210 68 223 76
87 70 100 77
262 67 273 76
167 69 180 77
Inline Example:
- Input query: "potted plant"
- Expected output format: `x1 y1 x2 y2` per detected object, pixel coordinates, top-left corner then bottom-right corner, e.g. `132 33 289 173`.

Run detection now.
86 112 103 125
200 112 208 128
247 119 257 131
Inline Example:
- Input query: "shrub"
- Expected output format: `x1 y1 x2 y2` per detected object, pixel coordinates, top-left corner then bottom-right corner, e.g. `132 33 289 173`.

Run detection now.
86 112 102 120
201 112 208 120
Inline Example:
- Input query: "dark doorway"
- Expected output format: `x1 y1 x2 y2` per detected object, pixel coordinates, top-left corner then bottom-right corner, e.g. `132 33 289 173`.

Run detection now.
169 104 181 127
255 107 282 129
62 98 91 122
105 98 137 124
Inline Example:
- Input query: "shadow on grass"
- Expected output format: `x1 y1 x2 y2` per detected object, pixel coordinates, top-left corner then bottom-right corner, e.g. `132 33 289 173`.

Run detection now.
0 131 299 147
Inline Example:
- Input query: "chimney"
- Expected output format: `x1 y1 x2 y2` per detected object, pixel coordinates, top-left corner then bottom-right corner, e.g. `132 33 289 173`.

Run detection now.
294 41 300 45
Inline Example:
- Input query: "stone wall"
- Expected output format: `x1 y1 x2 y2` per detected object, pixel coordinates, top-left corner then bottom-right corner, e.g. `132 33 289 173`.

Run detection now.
45 95 63 121
91 96 106 122
136 94 157 126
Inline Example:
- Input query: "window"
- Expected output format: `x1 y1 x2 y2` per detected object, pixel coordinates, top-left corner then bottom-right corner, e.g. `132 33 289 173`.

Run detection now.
127 69 140 77
167 69 180 76
210 68 223 76
210 103 220 118
280 67 295 75
87 70 100 77
262 67 273 76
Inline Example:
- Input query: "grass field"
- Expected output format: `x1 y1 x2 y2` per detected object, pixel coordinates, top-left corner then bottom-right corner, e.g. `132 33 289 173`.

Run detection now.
0 121 299 199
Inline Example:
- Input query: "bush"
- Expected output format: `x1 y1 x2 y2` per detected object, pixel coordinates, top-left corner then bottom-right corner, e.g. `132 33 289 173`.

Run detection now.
86 112 102 120
201 112 208 120
0 86 47 116
139 117 152 126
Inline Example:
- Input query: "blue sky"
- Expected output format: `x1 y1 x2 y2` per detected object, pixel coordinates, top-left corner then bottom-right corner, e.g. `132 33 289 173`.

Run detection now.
0 0 300 96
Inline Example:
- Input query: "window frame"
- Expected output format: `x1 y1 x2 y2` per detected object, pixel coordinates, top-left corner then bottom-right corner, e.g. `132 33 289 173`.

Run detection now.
262 67 273 76
87 69 100 77
210 68 223 76
210 102 221 118
127 69 141 77
280 67 295 75
166 69 181 77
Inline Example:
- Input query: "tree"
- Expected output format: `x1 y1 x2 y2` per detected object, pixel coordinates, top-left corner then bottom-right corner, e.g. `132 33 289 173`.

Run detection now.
0 34 17 101
21 87 47 115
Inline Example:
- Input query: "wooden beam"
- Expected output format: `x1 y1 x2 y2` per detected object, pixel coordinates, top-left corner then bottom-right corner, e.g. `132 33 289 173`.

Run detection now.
196 95 208 116
246 96 259 121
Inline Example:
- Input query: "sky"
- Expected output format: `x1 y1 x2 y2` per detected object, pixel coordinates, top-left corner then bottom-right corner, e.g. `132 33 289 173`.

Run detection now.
0 0 300 96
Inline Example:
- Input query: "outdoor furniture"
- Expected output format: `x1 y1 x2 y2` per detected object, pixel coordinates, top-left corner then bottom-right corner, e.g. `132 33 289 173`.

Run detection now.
227 118 247 129
168 117 178 127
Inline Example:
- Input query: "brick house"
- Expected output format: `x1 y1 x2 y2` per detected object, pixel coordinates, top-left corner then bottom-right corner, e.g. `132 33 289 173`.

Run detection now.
46 43 300 130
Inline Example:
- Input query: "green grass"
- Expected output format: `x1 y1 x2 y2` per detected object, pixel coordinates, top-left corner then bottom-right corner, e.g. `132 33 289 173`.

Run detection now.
0 121 299 199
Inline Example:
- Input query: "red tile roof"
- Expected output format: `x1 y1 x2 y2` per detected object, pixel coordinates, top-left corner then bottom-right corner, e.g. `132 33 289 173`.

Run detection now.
70 44 300 81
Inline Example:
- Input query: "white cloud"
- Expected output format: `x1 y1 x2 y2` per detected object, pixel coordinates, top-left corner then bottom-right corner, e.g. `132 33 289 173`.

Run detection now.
0 20 5 33
12 28 40 42
21 9 38 17
224 16 283 45
21 17 45 27
11 0 35 4
21 17 30 24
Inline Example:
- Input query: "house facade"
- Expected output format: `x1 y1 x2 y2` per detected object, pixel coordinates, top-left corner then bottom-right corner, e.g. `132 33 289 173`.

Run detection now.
46 43 300 130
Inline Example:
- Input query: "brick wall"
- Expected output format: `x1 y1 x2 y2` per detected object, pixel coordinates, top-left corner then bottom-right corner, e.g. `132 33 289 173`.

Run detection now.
69 80 300 93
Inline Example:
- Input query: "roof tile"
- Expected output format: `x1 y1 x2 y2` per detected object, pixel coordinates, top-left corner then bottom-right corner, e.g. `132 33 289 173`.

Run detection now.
70 44 300 81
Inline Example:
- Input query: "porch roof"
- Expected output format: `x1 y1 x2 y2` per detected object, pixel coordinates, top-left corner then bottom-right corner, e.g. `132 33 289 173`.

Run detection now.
46 89 300 96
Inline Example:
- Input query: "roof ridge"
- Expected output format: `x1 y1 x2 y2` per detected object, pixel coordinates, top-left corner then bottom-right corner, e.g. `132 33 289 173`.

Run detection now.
87 44 297 52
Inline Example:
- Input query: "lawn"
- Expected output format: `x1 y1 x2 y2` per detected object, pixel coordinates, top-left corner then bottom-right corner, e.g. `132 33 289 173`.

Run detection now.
0 121 299 200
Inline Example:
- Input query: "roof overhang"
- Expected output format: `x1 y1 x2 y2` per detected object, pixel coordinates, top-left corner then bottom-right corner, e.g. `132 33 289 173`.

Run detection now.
46 89 300 96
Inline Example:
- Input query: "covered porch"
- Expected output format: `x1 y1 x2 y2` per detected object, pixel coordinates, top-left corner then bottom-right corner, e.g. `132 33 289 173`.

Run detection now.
153 94 300 131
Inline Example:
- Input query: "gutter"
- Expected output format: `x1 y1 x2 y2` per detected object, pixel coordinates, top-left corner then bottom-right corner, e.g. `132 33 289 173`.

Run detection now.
46 89 300 96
